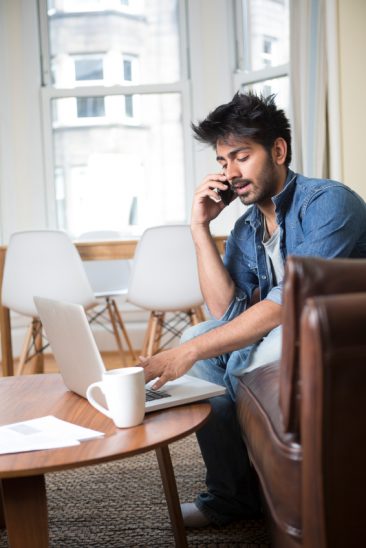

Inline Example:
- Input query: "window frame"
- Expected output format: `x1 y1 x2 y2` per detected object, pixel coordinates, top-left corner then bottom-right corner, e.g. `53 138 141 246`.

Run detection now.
233 0 289 94
38 0 193 231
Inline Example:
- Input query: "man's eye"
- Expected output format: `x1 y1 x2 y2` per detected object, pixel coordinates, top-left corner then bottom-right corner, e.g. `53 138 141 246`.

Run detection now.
237 156 249 163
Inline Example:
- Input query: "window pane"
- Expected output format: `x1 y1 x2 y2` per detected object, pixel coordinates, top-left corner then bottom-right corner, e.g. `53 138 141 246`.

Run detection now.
74 56 104 81
50 93 185 237
241 0 289 72
76 96 105 117
123 59 132 81
242 76 289 114
124 95 134 117
47 0 181 86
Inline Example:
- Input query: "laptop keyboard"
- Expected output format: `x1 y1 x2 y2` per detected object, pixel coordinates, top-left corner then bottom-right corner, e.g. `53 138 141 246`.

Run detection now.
145 387 171 402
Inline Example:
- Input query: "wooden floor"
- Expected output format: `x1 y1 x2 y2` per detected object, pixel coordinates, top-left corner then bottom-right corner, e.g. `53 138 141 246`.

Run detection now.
1 351 139 377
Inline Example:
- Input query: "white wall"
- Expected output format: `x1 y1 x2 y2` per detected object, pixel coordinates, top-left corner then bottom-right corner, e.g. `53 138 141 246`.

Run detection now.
0 0 48 242
338 0 366 198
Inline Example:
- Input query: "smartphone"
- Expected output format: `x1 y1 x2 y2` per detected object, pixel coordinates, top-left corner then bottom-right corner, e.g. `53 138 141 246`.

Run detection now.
217 181 235 206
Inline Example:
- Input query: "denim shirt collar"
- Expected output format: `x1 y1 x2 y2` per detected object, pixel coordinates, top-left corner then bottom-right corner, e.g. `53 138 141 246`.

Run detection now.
244 169 297 228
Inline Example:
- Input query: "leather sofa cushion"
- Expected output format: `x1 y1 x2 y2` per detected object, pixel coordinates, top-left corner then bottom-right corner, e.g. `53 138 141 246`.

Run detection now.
236 362 302 541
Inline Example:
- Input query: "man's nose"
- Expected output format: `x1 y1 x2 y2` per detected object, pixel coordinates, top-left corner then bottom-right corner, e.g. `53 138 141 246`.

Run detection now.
226 163 241 182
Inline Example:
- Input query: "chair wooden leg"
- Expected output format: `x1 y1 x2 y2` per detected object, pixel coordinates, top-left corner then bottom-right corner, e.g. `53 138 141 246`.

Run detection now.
152 313 164 355
106 299 128 366
195 305 206 323
16 323 33 375
32 319 44 374
141 314 153 356
189 309 199 326
141 307 204 360
111 299 137 361
147 313 160 357
142 312 160 357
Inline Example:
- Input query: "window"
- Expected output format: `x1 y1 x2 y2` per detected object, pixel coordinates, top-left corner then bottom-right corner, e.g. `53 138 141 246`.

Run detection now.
76 96 105 117
262 36 276 67
123 59 133 82
124 95 133 117
74 55 104 82
122 55 138 83
234 0 289 112
39 0 189 237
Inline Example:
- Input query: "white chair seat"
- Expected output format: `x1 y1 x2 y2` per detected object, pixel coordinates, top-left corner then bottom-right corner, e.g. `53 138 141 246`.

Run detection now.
1 230 98 374
127 225 205 356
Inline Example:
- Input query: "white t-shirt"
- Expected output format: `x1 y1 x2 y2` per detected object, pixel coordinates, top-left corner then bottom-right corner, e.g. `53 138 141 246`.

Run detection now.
262 224 284 287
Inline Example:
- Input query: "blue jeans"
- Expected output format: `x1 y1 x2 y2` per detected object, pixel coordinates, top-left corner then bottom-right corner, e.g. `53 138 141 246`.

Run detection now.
181 320 282 526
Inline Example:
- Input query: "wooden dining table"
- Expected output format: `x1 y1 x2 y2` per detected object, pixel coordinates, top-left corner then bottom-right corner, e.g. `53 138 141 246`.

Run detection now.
0 236 227 377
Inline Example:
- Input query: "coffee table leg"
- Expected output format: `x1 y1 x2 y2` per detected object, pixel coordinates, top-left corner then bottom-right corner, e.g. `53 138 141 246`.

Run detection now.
155 445 188 548
1 475 48 548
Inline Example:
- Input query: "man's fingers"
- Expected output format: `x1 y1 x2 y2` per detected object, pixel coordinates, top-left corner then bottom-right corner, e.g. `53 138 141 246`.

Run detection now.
152 375 168 390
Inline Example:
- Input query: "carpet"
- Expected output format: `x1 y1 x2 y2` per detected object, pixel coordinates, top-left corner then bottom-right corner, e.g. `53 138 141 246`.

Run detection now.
0 434 271 547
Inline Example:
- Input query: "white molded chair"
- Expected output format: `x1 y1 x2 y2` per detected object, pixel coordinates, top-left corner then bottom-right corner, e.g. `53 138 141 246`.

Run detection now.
1 230 98 375
127 225 205 357
78 231 136 365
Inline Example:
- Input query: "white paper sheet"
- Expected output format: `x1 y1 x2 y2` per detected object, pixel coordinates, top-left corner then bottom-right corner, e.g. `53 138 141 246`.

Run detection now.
0 415 104 455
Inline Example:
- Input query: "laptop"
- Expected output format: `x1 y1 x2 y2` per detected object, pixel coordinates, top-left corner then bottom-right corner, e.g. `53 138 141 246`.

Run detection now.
34 296 226 412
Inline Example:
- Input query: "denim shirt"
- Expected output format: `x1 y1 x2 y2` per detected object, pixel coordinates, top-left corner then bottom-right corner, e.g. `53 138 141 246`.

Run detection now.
220 169 366 321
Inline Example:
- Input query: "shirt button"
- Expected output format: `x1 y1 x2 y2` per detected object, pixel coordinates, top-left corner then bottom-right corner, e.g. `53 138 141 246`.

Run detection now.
257 244 261 249
261 275 266 280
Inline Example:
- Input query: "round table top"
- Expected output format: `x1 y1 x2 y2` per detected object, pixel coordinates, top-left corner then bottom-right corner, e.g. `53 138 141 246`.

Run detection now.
0 374 211 478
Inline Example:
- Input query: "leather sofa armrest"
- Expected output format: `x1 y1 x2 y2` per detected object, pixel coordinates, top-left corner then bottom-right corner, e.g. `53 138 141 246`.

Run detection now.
300 293 366 548
280 256 366 436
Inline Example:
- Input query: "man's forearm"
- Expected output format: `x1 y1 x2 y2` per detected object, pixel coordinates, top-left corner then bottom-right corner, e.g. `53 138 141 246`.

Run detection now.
183 298 282 361
191 223 235 318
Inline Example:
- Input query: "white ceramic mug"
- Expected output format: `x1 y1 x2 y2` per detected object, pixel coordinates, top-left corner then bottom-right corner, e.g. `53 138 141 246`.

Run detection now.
86 367 145 428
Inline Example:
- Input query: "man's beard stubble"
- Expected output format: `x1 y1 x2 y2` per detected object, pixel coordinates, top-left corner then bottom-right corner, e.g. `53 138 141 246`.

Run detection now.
236 155 278 206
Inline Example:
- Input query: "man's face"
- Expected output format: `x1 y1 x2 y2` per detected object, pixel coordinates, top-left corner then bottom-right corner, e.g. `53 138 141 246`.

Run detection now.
216 137 284 207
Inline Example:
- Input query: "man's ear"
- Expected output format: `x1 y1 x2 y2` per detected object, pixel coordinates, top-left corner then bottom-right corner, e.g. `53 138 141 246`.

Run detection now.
272 137 287 165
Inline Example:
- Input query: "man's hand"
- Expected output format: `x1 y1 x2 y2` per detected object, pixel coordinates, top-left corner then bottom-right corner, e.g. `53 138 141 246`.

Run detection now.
191 173 235 226
139 344 197 390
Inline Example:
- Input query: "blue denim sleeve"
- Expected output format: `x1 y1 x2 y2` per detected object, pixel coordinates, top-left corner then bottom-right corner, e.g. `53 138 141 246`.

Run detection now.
202 228 256 320
294 186 366 258
204 287 248 321
217 286 248 321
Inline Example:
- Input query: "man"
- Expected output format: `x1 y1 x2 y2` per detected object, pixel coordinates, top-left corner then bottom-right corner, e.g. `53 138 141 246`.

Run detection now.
140 93 366 527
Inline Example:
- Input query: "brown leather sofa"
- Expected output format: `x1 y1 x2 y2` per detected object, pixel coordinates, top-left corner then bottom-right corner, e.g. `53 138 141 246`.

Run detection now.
236 256 366 548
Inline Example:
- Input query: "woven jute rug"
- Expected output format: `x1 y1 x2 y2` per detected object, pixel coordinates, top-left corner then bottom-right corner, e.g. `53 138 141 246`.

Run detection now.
0 434 270 547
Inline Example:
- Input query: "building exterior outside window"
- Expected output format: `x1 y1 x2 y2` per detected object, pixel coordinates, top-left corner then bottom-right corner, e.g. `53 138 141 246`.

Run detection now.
40 0 187 237
235 0 289 113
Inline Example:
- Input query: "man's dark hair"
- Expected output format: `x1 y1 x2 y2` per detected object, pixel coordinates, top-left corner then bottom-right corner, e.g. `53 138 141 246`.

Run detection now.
192 92 292 166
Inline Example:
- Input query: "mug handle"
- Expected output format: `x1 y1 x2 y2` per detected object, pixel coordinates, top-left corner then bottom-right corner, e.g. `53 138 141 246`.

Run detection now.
86 382 112 419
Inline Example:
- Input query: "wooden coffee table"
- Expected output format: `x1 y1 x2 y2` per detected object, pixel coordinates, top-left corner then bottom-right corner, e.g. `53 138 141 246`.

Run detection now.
0 374 211 548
